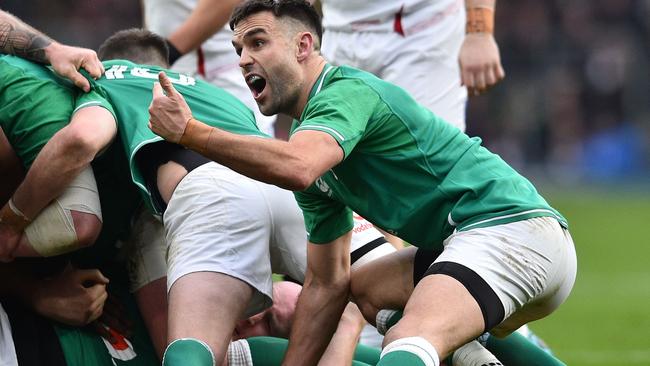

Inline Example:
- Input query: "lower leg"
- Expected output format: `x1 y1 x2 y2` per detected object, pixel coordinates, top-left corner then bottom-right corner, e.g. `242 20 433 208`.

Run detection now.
378 274 485 365
165 272 253 365
135 277 168 360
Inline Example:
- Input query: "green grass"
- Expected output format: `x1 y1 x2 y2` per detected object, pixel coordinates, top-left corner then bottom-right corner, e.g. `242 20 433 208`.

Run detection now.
528 187 650 365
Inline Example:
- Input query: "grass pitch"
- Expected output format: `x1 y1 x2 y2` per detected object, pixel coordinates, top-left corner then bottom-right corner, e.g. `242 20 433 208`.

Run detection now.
530 186 650 365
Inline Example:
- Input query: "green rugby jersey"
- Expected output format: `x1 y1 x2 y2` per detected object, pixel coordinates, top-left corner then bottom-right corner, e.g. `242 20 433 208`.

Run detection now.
0 55 140 271
292 64 567 248
75 60 266 214
0 55 75 168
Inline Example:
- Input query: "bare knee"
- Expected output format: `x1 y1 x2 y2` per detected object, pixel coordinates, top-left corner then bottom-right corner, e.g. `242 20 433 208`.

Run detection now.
71 210 102 248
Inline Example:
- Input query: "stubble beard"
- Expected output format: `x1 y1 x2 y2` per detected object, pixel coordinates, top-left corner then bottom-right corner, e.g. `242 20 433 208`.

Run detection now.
261 73 301 117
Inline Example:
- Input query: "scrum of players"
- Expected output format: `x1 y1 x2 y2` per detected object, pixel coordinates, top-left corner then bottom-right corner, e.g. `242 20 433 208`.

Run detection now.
0 1 574 366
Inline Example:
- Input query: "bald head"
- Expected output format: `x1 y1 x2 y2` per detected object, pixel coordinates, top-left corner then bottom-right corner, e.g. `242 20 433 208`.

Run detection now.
234 281 302 339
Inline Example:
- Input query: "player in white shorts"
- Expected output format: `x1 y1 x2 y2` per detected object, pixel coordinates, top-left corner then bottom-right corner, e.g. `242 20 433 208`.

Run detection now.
81 29 396 364
142 0 276 136
125 146 393 363
320 0 505 131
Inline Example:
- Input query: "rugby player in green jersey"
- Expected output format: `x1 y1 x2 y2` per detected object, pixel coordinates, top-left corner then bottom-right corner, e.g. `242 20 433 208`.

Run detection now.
75 28 394 365
0 9 108 261
147 1 577 366
0 11 158 366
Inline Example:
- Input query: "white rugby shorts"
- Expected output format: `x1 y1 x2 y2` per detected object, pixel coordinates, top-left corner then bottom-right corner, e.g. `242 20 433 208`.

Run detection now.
163 162 306 316
321 0 467 130
435 216 577 333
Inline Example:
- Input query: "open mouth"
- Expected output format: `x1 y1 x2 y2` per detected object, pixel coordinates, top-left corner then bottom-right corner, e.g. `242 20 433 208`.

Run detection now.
246 74 267 99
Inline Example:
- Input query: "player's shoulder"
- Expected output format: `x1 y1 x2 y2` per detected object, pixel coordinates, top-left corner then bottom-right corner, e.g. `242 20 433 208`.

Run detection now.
314 65 375 99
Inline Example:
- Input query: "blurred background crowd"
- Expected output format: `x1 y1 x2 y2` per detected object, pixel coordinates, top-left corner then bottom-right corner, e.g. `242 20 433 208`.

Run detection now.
4 0 649 184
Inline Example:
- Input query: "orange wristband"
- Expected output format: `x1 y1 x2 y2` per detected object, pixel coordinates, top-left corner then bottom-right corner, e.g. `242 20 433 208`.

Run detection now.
466 7 494 34
0 199 31 231
179 118 214 156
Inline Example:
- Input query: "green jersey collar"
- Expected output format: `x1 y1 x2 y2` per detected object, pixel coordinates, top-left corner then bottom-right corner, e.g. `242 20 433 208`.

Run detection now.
308 63 336 100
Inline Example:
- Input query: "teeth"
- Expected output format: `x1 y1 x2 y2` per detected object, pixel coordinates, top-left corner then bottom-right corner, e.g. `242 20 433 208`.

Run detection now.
247 75 261 84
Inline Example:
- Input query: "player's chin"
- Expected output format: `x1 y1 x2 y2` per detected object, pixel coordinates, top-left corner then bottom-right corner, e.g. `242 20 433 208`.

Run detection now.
258 100 278 117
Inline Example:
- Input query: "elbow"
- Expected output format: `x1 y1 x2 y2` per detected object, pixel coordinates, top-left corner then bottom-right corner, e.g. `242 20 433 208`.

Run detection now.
287 175 313 191
284 167 319 191
59 125 105 165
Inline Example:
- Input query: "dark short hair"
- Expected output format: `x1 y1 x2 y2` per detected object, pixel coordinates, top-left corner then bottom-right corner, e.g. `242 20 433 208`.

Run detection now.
98 28 169 67
229 0 322 47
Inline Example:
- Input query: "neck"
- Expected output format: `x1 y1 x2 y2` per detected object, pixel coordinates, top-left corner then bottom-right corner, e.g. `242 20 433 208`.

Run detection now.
289 56 327 119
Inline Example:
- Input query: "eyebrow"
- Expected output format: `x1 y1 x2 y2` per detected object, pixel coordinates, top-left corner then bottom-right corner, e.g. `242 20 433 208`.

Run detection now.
232 27 268 48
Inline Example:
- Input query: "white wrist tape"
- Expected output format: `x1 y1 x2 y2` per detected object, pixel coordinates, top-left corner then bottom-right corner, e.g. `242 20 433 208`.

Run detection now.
25 167 101 256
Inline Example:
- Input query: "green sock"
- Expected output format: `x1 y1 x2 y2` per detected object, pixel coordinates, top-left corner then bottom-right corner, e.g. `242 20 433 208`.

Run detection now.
486 332 566 366
246 336 381 366
163 338 214 366
246 337 288 366
377 350 427 366
352 361 374 366
354 343 381 365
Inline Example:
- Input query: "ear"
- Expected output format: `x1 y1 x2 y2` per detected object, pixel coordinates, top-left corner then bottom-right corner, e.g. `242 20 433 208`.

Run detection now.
296 32 315 62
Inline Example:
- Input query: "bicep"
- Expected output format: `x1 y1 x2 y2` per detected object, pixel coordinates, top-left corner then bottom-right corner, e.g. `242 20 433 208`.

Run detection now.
290 129 344 179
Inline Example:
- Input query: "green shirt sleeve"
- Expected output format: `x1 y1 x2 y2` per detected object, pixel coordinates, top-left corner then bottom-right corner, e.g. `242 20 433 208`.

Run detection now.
293 79 380 158
294 188 353 244
73 84 117 121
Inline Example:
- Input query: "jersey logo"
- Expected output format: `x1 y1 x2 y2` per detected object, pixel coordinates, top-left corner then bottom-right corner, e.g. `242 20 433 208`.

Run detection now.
105 65 128 79
104 65 196 86
315 177 333 198
99 323 137 361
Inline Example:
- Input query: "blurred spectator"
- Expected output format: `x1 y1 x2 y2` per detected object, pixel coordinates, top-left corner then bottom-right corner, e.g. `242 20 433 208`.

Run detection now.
4 0 649 182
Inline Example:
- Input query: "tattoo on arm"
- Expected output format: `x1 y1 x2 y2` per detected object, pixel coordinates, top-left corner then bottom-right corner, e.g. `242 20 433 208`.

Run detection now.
0 13 52 63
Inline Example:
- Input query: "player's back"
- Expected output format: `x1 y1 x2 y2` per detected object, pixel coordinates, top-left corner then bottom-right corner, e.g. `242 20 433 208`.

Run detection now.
0 55 76 167
93 60 260 134
76 60 266 213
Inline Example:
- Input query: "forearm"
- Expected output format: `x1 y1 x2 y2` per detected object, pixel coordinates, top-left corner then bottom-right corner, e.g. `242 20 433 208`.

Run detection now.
318 303 366 366
167 0 241 53
180 119 317 190
11 134 92 219
465 0 495 34
282 280 350 366
12 106 115 219
0 10 52 63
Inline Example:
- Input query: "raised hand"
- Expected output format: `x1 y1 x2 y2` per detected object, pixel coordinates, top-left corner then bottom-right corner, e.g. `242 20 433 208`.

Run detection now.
148 72 193 143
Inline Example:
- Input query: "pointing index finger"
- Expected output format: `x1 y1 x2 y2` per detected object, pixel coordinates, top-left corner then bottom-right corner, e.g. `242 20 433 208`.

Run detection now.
158 71 177 96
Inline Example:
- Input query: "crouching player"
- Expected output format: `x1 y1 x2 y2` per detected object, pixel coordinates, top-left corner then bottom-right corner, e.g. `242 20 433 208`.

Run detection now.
72 28 398 365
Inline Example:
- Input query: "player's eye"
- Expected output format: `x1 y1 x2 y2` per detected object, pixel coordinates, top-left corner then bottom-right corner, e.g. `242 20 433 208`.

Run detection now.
254 39 265 48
